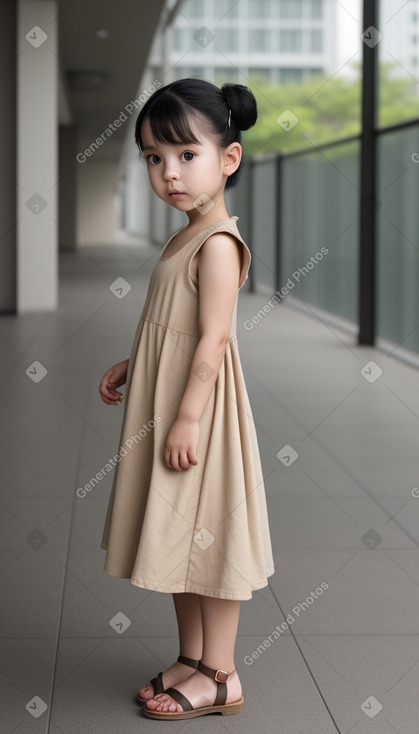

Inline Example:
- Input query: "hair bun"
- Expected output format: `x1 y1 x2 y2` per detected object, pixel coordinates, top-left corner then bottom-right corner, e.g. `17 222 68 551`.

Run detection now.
221 83 257 131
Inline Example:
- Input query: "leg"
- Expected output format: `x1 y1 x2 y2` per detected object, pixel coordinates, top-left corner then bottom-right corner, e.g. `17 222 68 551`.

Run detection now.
199 595 239 670
173 591 204 659
145 596 243 713
138 593 203 701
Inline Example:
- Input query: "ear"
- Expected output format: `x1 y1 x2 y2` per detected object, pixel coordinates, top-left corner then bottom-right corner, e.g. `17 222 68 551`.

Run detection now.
222 141 242 177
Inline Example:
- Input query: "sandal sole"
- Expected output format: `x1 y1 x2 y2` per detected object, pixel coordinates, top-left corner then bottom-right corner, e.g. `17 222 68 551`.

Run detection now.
142 697 244 719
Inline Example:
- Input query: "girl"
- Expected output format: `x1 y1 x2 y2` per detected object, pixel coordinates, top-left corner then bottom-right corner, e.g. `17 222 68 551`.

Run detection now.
99 78 275 720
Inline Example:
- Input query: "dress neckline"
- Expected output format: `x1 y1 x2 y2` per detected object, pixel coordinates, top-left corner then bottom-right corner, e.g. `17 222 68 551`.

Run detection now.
160 216 239 261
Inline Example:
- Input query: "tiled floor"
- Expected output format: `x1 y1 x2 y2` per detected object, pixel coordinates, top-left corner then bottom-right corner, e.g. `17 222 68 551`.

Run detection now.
1 238 419 733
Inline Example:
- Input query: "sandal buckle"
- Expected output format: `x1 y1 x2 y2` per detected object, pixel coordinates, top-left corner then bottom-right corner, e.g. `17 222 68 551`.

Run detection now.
214 669 228 682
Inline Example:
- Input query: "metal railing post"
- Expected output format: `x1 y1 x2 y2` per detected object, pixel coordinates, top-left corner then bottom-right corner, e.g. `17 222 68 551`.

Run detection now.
275 154 283 293
248 158 255 293
358 0 379 344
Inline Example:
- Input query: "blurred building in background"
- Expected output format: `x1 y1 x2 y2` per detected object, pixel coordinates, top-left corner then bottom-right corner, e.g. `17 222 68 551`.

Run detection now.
156 0 338 86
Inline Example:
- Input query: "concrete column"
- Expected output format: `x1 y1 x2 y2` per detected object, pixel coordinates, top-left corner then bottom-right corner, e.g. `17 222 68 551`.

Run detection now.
0 2 17 313
17 0 58 311
59 125 77 250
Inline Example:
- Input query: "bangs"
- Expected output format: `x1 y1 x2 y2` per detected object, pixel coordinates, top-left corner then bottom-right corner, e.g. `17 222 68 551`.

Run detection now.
143 93 202 148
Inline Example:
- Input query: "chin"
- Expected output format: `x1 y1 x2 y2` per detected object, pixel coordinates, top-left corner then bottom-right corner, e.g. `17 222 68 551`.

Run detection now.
166 199 190 210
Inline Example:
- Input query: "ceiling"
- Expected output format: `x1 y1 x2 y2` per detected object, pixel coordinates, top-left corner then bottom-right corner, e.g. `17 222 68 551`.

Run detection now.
57 0 167 159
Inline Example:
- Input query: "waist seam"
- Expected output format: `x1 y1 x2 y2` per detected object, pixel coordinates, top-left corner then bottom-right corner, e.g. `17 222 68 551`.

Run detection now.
141 316 237 342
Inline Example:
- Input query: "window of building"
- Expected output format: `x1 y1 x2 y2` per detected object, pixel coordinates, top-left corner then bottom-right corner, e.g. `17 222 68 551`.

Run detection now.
307 67 323 78
172 66 193 80
311 0 323 19
171 66 205 81
280 29 302 53
173 27 195 52
311 29 323 53
271 30 280 52
182 0 205 18
214 28 239 52
214 0 239 20
190 66 205 77
248 29 270 53
280 67 303 84
248 0 271 19
279 0 303 19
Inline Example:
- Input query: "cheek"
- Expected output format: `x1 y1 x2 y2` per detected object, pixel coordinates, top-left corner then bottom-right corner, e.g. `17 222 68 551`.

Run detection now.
147 168 161 188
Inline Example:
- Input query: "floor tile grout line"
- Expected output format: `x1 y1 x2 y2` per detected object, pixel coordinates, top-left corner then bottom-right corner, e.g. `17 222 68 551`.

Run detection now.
45 347 96 733
267 580 342 733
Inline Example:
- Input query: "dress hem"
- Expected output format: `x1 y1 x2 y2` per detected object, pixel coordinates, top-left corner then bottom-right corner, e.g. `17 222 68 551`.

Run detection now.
102 564 275 601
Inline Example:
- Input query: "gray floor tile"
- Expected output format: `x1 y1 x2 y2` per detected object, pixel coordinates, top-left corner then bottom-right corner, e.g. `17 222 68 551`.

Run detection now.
295 634 419 733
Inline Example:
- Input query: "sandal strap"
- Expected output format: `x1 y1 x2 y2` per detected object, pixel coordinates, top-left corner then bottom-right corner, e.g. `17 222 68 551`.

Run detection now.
197 660 235 707
164 686 194 712
149 671 164 696
177 655 200 669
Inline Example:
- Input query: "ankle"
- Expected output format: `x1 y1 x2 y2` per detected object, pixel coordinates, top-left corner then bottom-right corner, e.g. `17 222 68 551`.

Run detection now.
178 653 201 664
199 659 236 677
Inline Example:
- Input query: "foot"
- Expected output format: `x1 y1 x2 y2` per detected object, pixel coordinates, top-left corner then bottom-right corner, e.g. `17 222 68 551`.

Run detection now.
144 668 243 713
138 660 199 702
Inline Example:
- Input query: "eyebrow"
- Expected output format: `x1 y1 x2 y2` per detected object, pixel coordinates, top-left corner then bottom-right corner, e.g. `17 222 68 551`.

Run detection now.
142 141 202 152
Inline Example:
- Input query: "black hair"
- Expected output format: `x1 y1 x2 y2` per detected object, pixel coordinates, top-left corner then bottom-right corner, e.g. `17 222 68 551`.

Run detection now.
134 78 257 189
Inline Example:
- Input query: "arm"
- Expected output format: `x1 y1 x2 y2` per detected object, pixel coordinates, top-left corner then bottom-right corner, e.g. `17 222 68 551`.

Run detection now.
164 232 242 471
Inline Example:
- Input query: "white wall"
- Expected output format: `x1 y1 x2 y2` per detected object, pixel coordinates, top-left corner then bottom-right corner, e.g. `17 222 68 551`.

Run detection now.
125 158 150 236
76 159 119 245
17 0 58 311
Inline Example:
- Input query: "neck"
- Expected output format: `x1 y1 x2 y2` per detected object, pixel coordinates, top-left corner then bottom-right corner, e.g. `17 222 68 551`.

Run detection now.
184 196 230 229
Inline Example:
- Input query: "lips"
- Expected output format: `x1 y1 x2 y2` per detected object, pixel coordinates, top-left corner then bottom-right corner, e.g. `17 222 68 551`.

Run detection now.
168 190 184 195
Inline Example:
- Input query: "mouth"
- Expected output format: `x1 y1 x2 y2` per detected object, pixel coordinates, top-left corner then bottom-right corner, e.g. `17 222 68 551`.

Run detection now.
168 190 185 197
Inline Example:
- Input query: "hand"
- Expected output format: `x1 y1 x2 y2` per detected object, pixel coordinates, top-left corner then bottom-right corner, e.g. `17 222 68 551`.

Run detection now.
99 359 129 405
164 417 200 471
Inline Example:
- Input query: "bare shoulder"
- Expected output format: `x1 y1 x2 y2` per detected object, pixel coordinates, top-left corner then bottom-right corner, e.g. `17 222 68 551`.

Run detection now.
196 231 245 340
198 231 243 268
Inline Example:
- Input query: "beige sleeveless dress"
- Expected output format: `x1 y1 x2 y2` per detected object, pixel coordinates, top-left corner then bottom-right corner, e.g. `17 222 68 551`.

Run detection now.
101 216 275 600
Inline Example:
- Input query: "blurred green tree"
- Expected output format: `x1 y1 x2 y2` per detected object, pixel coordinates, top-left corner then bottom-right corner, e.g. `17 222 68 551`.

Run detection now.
216 61 419 160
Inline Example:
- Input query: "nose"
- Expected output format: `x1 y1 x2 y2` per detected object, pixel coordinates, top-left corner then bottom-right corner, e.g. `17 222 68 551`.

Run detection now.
163 160 180 181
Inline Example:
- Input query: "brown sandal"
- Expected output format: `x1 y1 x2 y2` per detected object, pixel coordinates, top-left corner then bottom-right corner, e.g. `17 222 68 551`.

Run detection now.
142 660 244 719
137 655 199 705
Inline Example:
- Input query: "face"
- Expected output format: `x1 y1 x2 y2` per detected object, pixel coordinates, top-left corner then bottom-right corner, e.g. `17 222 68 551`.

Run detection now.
140 114 241 217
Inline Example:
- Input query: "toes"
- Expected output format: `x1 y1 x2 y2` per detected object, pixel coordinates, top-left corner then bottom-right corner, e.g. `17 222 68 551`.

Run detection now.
145 698 159 710
138 684 153 699
145 693 182 713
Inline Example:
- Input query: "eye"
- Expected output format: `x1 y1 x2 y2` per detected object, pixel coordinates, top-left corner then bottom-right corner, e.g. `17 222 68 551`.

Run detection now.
146 154 161 165
182 151 195 161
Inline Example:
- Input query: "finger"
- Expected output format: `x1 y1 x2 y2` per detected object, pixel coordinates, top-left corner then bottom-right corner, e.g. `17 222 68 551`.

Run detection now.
164 448 173 470
101 396 116 405
187 450 198 466
101 385 122 401
108 389 123 399
170 450 184 471
171 453 181 471
179 451 191 471
100 390 122 405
